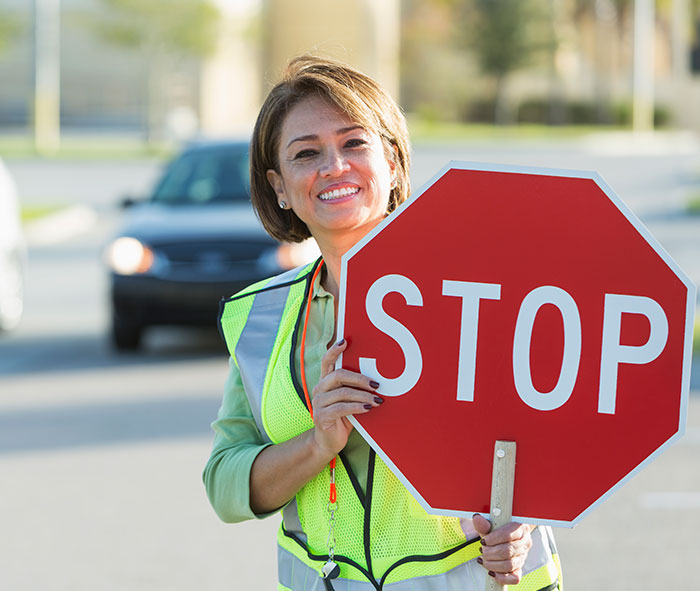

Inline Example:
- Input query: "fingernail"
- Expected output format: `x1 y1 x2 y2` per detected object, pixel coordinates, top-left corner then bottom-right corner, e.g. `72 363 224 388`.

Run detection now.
363 404 372 410
336 338 346 346
369 380 380 389
478 546 483 554
374 396 383 404
488 571 496 578
476 557 483 566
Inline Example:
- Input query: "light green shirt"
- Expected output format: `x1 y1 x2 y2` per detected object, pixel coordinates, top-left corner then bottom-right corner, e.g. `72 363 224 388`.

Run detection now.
203 272 370 523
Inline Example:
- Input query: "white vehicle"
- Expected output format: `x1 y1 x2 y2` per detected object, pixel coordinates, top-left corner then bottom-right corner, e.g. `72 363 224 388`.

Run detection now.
0 158 24 332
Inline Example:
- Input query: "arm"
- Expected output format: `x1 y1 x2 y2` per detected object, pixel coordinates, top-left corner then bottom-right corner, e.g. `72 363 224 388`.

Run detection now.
204 340 382 520
203 357 274 523
249 339 382 514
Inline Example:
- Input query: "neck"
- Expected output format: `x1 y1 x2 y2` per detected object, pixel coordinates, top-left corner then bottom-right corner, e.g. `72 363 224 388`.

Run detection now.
319 248 342 300
315 219 385 299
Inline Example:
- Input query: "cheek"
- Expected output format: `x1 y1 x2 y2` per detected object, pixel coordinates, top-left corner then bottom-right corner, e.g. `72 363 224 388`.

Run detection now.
374 162 394 189
281 168 312 195
360 154 392 184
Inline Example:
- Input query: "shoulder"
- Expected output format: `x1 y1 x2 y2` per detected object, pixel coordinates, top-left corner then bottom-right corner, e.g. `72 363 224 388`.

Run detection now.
218 258 322 335
221 258 321 305
218 258 322 357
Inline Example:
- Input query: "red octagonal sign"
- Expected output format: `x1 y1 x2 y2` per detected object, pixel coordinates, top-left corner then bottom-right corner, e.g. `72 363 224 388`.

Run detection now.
337 162 696 526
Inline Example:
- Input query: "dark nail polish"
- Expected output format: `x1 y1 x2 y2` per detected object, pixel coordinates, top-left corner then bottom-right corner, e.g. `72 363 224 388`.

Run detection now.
369 380 380 389
363 404 372 410
488 571 496 578
476 557 483 566
374 396 383 404
478 546 483 554
336 338 346 346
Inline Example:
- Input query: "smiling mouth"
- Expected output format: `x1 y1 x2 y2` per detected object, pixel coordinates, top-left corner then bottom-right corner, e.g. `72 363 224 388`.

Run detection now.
318 187 360 201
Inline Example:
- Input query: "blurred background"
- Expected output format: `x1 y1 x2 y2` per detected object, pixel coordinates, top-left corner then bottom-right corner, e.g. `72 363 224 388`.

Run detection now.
0 0 699 589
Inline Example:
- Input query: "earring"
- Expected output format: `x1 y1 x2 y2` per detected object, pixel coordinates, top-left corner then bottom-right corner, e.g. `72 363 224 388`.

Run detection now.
279 201 287 209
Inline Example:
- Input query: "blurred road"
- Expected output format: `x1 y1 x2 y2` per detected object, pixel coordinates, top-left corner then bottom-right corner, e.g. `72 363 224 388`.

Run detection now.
1 133 699 590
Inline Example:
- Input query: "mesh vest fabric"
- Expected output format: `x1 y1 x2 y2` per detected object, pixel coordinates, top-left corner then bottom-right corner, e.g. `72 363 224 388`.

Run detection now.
218 261 562 591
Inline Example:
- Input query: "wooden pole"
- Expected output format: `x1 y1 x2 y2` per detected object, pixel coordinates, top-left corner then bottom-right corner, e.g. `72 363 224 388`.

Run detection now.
485 441 516 591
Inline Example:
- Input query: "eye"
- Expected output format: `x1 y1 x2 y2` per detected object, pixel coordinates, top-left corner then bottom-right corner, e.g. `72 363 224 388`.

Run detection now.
293 149 317 160
345 138 367 148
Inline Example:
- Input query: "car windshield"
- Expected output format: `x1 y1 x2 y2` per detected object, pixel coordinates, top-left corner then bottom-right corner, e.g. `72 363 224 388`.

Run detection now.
151 145 250 205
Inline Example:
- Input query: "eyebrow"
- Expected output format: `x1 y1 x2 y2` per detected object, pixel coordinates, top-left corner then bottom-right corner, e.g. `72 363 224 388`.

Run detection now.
286 125 365 149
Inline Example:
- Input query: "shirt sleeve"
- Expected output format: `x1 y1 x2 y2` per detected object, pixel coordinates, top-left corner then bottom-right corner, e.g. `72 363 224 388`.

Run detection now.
202 356 275 523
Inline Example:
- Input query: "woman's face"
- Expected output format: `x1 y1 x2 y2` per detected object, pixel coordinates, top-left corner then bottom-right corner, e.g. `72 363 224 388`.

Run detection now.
266 95 396 249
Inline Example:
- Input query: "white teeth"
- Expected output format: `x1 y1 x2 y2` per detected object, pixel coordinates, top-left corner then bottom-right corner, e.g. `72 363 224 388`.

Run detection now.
319 187 359 200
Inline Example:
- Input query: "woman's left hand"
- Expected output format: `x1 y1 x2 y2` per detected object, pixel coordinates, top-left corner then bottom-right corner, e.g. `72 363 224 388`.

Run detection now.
472 513 533 586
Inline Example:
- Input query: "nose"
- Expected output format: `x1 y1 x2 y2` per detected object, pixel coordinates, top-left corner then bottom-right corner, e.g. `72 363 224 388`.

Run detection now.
320 147 350 177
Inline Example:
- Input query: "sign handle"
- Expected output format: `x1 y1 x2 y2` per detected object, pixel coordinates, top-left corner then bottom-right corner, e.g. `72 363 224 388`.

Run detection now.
485 440 516 591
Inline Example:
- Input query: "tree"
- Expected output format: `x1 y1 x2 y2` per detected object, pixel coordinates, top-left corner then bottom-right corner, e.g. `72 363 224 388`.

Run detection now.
0 9 23 55
401 0 474 121
85 0 220 142
457 0 548 124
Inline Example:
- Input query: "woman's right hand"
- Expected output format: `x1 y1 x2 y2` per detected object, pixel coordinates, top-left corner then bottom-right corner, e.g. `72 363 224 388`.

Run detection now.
310 338 383 460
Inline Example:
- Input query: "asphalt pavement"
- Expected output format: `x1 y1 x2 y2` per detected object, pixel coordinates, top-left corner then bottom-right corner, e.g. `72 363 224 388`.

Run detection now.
1 133 699 590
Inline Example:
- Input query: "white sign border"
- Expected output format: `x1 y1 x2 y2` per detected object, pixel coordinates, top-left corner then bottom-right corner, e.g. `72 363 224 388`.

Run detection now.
336 160 696 527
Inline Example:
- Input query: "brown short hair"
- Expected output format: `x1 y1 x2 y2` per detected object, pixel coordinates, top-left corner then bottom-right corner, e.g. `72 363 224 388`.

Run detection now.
250 54 411 243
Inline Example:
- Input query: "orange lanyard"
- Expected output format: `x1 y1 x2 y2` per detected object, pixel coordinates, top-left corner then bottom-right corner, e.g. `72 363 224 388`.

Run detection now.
299 259 337 504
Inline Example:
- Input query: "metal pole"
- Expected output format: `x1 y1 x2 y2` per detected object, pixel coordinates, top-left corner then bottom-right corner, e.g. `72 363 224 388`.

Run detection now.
33 0 60 154
632 0 655 132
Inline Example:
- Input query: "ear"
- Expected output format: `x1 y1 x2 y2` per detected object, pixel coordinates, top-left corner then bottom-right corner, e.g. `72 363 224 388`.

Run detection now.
266 169 286 202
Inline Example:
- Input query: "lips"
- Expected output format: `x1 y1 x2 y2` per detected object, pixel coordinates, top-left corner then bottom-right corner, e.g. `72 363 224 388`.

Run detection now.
318 186 360 201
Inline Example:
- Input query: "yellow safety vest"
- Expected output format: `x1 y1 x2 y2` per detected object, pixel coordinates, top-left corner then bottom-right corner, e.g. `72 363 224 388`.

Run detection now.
219 259 563 591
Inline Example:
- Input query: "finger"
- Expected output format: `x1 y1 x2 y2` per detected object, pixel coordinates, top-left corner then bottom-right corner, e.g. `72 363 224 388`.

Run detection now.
315 368 380 396
478 552 527 576
480 521 530 547
314 400 379 427
313 386 383 413
479 550 527 573
320 338 347 379
489 569 523 586
481 536 531 563
472 513 492 538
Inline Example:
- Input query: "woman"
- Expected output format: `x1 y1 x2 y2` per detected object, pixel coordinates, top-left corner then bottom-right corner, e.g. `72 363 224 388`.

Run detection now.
204 55 562 591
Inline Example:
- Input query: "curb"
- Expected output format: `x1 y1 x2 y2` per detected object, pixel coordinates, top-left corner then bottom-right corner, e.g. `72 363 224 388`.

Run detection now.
580 130 700 156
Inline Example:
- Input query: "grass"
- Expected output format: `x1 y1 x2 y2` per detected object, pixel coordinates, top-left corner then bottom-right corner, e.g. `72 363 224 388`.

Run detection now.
695 319 700 357
406 117 630 143
0 134 174 160
20 204 67 224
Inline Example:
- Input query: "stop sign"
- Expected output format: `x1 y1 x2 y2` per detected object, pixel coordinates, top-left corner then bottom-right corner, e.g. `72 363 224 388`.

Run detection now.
337 162 695 526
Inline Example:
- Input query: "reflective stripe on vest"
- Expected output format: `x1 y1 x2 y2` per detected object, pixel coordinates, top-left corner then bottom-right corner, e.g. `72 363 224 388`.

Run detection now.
282 497 305 541
235 266 304 444
278 544 480 591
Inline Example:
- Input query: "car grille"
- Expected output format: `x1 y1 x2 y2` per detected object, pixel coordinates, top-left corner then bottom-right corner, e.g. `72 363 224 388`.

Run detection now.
153 239 277 280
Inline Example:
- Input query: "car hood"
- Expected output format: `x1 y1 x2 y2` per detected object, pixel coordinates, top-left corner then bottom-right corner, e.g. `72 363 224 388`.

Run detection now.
117 203 271 244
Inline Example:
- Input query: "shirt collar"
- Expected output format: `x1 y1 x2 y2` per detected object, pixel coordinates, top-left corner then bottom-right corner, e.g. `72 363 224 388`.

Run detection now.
310 263 333 300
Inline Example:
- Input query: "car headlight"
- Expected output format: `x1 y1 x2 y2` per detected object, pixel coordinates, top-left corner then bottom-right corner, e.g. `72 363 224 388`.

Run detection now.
275 239 322 269
105 237 155 275
257 239 322 275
